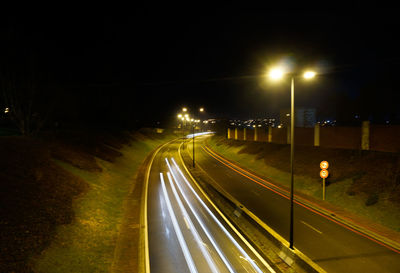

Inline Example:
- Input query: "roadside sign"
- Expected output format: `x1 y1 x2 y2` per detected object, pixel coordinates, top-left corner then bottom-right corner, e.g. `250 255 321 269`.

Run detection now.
319 161 329 201
320 169 329 179
320 161 329 170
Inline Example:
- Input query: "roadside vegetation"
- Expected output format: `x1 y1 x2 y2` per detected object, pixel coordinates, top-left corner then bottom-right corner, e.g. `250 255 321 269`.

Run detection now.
0 128 174 273
208 135 400 233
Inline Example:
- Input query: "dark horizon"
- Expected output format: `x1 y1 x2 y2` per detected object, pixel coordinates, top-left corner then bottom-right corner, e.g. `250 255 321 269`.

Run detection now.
1 9 400 129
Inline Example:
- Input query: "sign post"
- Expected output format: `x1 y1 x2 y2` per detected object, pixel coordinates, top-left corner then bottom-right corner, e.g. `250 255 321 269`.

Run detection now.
320 161 329 201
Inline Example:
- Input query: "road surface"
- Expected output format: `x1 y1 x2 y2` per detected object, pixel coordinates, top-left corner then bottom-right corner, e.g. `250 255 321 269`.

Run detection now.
188 135 400 273
146 139 276 273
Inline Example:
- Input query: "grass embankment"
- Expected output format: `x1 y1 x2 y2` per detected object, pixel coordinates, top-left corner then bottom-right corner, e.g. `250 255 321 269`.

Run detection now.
0 128 174 273
208 136 400 232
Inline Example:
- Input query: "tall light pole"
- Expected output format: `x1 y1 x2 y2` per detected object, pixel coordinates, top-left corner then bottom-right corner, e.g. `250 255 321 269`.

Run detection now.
268 67 316 250
289 76 295 250
192 119 195 167
183 108 205 168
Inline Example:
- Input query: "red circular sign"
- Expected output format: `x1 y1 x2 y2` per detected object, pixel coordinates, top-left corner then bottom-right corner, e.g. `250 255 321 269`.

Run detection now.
320 169 329 179
320 161 329 170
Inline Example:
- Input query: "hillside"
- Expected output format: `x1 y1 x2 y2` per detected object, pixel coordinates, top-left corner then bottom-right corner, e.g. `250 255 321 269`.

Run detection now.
0 128 173 272
208 136 400 232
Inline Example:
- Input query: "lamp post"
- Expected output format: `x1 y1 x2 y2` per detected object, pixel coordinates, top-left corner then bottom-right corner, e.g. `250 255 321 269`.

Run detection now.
268 67 316 250
192 120 195 167
177 114 183 136
183 108 205 168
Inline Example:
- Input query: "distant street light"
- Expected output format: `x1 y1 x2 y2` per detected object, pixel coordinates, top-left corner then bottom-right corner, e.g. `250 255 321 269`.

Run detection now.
177 114 185 148
184 107 206 168
268 67 316 250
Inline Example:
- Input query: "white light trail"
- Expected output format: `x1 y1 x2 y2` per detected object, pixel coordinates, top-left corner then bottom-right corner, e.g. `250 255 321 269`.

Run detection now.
166 172 219 273
186 132 215 138
166 158 236 273
160 173 198 273
170 157 275 273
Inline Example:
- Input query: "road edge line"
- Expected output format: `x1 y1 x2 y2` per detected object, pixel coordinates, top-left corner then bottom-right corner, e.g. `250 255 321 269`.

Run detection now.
181 139 327 273
204 141 400 254
178 142 281 273
139 138 178 273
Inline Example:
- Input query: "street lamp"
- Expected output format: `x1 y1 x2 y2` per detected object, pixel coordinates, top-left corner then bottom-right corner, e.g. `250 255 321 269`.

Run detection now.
182 107 205 168
268 67 316 250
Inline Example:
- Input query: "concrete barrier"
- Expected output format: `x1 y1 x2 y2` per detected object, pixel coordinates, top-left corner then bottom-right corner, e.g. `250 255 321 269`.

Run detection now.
227 123 400 153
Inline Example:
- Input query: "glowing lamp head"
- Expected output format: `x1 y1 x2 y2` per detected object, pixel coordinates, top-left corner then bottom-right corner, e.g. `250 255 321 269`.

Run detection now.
303 71 316 79
199 107 204 112
268 68 284 80
177 114 182 118
182 107 187 112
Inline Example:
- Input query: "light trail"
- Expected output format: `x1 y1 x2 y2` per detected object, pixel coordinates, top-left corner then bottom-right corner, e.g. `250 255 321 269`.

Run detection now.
165 160 236 273
186 132 215 138
168 158 275 273
166 172 220 273
160 173 198 273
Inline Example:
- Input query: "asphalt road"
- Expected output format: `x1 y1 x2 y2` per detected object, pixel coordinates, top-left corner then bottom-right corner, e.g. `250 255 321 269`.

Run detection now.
189 135 400 273
146 139 275 273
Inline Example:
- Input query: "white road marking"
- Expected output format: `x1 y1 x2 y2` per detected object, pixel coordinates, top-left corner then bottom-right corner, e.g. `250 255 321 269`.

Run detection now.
301 220 323 234
166 160 236 273
160 173 198 273
183 217 190 230
170 157 275 273
166 172 219 273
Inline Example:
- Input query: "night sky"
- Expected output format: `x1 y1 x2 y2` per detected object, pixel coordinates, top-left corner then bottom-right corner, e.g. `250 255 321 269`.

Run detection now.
1 9 400 127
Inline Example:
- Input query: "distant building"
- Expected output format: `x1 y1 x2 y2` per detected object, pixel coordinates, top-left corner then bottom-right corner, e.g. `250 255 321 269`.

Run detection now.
280 108 316 128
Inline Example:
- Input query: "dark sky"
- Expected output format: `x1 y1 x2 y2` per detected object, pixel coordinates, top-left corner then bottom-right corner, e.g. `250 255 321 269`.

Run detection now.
1 9 400 126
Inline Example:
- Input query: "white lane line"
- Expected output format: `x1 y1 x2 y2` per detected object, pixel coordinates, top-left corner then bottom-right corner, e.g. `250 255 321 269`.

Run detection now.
251 189 261 197
166 159 236 273
183 217 190 230
166 172 219 273
300 221 323 234
170 157 275 273
160 173 198 273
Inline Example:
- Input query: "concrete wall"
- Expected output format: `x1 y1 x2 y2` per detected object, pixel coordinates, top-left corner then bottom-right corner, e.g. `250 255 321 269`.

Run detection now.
370 125 400 153
295 127 314 146
256 128 268 142
271 127 287 144
320 126 361 150
227 123 400 153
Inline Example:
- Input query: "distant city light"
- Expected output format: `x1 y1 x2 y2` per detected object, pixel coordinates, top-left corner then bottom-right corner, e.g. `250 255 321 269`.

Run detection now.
4 107 9 114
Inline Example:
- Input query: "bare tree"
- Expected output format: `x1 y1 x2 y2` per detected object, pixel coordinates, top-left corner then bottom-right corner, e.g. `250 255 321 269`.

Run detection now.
1 56 47 136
